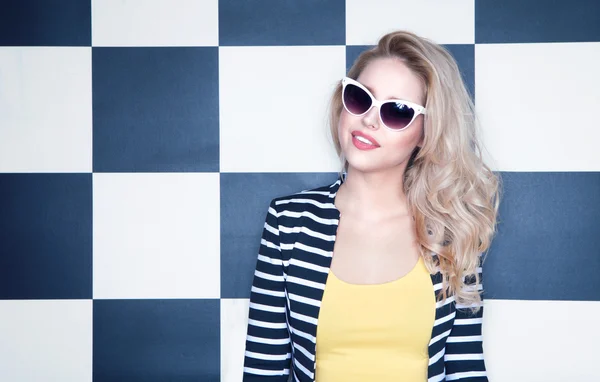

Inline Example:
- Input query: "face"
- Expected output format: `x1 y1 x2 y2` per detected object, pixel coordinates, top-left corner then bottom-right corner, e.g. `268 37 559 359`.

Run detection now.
338 57 425 175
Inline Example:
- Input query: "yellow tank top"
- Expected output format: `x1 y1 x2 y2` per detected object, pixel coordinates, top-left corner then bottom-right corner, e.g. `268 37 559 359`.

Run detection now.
315 256 436 381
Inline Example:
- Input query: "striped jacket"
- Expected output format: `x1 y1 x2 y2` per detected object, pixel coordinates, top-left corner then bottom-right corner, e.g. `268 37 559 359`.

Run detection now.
243 175 488 381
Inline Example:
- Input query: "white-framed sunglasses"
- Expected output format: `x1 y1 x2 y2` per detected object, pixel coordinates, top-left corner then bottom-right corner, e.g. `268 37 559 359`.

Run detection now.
341 76 426 131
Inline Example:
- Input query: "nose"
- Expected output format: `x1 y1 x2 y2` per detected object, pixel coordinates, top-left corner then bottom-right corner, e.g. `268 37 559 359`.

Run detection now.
362 105 380 130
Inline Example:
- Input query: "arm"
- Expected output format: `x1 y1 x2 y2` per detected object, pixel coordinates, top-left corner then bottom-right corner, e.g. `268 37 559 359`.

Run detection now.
242 200 292 381
444 258 488 381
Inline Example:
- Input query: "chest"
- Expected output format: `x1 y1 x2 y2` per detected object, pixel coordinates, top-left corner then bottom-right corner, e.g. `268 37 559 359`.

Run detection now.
330 213 421 285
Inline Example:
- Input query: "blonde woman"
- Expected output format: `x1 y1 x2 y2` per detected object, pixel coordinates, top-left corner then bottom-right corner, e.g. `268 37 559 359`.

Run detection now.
243 30 501 382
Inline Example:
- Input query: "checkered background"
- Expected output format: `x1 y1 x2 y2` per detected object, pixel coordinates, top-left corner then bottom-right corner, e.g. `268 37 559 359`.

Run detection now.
1 1 599 381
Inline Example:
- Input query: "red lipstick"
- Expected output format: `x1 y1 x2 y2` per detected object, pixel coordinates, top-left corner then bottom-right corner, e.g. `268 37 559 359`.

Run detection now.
351 131 380 150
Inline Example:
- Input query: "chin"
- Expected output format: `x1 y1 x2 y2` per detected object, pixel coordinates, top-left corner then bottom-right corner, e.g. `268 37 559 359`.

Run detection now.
345 154 386 174
345 150 408 176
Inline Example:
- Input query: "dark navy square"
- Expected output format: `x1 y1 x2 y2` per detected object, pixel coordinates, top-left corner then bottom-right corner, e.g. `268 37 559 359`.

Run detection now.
93 299 220 382
219 0 345 46
92 47 219 172
444 45 475 101
0 173 92 299
345 45 370 74
0 0 91 46
476 0 600 43
484 172 600 301
346 44 475 100
220 172 337 298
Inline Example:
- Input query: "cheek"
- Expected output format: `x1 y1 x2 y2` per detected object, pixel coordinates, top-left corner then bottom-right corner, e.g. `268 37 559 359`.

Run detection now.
337 112 350 140
385 124 424 153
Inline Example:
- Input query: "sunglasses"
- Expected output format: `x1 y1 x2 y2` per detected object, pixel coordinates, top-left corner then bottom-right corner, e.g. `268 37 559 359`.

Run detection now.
341 77 426 131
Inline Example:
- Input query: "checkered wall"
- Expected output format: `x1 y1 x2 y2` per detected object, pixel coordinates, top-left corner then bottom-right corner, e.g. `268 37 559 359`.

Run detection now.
1 1 599 381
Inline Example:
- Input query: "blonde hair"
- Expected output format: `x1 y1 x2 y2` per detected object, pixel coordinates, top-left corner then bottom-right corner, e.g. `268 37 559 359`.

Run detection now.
328 30 501 312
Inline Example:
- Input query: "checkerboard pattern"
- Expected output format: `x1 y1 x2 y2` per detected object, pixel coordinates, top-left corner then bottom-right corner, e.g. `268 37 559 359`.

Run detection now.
1 1 599 381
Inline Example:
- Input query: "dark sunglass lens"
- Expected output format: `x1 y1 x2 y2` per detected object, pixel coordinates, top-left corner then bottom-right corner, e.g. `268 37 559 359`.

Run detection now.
381 102 415 130
343 84 371 115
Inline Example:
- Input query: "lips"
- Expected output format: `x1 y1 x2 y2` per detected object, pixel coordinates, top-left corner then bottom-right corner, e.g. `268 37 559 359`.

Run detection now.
351 130 380 147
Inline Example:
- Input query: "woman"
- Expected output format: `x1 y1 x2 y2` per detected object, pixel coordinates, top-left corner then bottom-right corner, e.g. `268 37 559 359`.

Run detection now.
242 30 501 382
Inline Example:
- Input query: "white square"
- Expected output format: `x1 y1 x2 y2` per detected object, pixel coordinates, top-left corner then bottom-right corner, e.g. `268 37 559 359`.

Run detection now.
475 42 600 171
92 0 219 47
346 0 475 45
0 47 92 173
93 172 220 299
220 298 250 382
219 46 344 173
484 299 599 381
0 300 92 382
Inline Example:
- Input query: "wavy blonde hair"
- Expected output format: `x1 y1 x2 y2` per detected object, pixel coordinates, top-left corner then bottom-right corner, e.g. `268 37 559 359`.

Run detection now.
328 30 501 312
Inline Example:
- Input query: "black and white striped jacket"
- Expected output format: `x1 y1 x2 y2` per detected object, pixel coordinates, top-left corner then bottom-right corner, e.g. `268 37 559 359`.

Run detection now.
243 175 488 381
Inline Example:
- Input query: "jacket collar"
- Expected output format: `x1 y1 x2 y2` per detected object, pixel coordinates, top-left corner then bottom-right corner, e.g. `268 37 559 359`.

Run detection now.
327 171 346 199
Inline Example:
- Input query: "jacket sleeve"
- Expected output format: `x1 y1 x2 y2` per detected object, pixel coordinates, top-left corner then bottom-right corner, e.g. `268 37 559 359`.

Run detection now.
444 256 488 381
242 199 293 381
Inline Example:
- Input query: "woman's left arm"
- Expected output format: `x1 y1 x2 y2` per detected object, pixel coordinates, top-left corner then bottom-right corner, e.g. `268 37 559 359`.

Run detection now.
444 259 488 381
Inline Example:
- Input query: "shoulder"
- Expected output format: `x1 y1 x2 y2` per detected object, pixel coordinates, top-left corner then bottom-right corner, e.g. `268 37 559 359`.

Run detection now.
267 179 340 223
270 180 337 209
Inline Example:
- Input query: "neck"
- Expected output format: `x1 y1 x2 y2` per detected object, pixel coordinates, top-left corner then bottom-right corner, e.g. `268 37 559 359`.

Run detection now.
336 164 411 220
